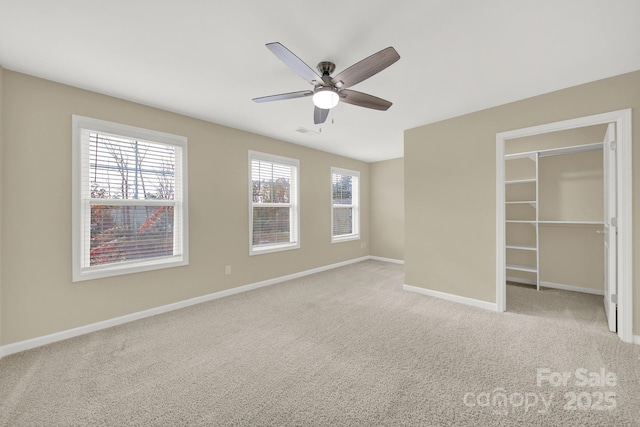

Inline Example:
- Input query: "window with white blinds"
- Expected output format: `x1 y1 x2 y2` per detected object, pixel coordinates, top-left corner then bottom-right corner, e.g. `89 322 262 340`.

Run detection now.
249 151 300 255
331 167 360 242
72 116 188 281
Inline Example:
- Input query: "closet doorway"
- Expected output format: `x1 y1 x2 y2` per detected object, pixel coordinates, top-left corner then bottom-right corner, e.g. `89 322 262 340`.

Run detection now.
496 109 633 343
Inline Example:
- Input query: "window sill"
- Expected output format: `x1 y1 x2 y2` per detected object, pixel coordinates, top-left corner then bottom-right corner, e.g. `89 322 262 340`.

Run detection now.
73 255 188 282
250 242 300 256
332 234 360 244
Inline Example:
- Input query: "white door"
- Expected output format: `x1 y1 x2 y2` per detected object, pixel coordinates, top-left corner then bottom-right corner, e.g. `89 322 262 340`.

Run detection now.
603 123 617 332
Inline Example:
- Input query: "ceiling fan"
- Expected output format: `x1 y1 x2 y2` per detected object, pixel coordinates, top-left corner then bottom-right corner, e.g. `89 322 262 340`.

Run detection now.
252 42 400 124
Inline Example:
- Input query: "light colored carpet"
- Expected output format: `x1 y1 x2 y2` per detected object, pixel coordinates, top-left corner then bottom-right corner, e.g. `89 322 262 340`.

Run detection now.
1 260 639 426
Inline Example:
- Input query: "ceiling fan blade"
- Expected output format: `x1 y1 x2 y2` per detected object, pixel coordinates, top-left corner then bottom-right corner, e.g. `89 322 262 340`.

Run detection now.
332 47 400 89
252 90 313 103
314 106 329 124
340 89 393 111
266 42 322 84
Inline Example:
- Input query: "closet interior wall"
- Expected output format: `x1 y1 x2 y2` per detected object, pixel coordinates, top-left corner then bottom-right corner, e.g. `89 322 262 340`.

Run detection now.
505 124 607 294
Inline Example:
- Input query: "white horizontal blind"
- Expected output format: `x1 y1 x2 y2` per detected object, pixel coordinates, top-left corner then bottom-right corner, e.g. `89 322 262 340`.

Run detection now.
249 152 299 254
332 168 359 241
73 116 187 280
87 132 176 201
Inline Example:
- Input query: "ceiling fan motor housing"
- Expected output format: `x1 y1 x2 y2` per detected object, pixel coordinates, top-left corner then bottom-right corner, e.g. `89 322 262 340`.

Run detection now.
317 61 339 89
317 61 336 76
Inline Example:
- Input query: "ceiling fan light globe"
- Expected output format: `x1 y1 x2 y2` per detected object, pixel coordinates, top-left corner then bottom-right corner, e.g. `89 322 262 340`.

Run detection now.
312 89 339 109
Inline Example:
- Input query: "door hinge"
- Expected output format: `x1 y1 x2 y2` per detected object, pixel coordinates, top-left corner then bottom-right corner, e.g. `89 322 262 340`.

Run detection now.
611 217 617 227
611 294 618 304
610 141 617 150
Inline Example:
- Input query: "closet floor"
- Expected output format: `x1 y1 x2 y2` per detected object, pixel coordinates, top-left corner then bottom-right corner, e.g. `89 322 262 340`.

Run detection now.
506 283 609 334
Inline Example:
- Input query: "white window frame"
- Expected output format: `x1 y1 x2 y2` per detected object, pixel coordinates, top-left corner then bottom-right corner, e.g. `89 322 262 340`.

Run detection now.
249 151 300 255
72 115 188 281
331 167 360 243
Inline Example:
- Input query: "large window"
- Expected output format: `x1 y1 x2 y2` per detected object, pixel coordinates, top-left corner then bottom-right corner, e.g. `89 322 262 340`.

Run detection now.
72 116 188 281
249 151 300 255
331 167 360 242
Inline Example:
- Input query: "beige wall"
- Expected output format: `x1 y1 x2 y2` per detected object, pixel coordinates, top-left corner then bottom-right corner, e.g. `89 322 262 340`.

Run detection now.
370 158 404 261
539 226 604 291
405 70 640 334
539 150 604 291
1 70 370 345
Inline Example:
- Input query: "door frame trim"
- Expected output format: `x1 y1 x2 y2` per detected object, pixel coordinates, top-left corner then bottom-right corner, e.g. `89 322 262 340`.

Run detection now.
496 109 633 343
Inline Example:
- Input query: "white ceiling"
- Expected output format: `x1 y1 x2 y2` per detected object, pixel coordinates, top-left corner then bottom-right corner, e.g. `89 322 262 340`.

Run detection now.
1 1 639 162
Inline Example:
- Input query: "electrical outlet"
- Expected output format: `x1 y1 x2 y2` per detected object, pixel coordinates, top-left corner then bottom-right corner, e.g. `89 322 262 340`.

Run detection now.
225 265 231 275
361 242 367 249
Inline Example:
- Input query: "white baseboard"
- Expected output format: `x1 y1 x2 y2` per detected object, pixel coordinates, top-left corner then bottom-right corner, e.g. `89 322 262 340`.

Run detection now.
506 276 605 296
369 256 404 265
0 256 378 359
403 284 497 312
634 336 640 345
